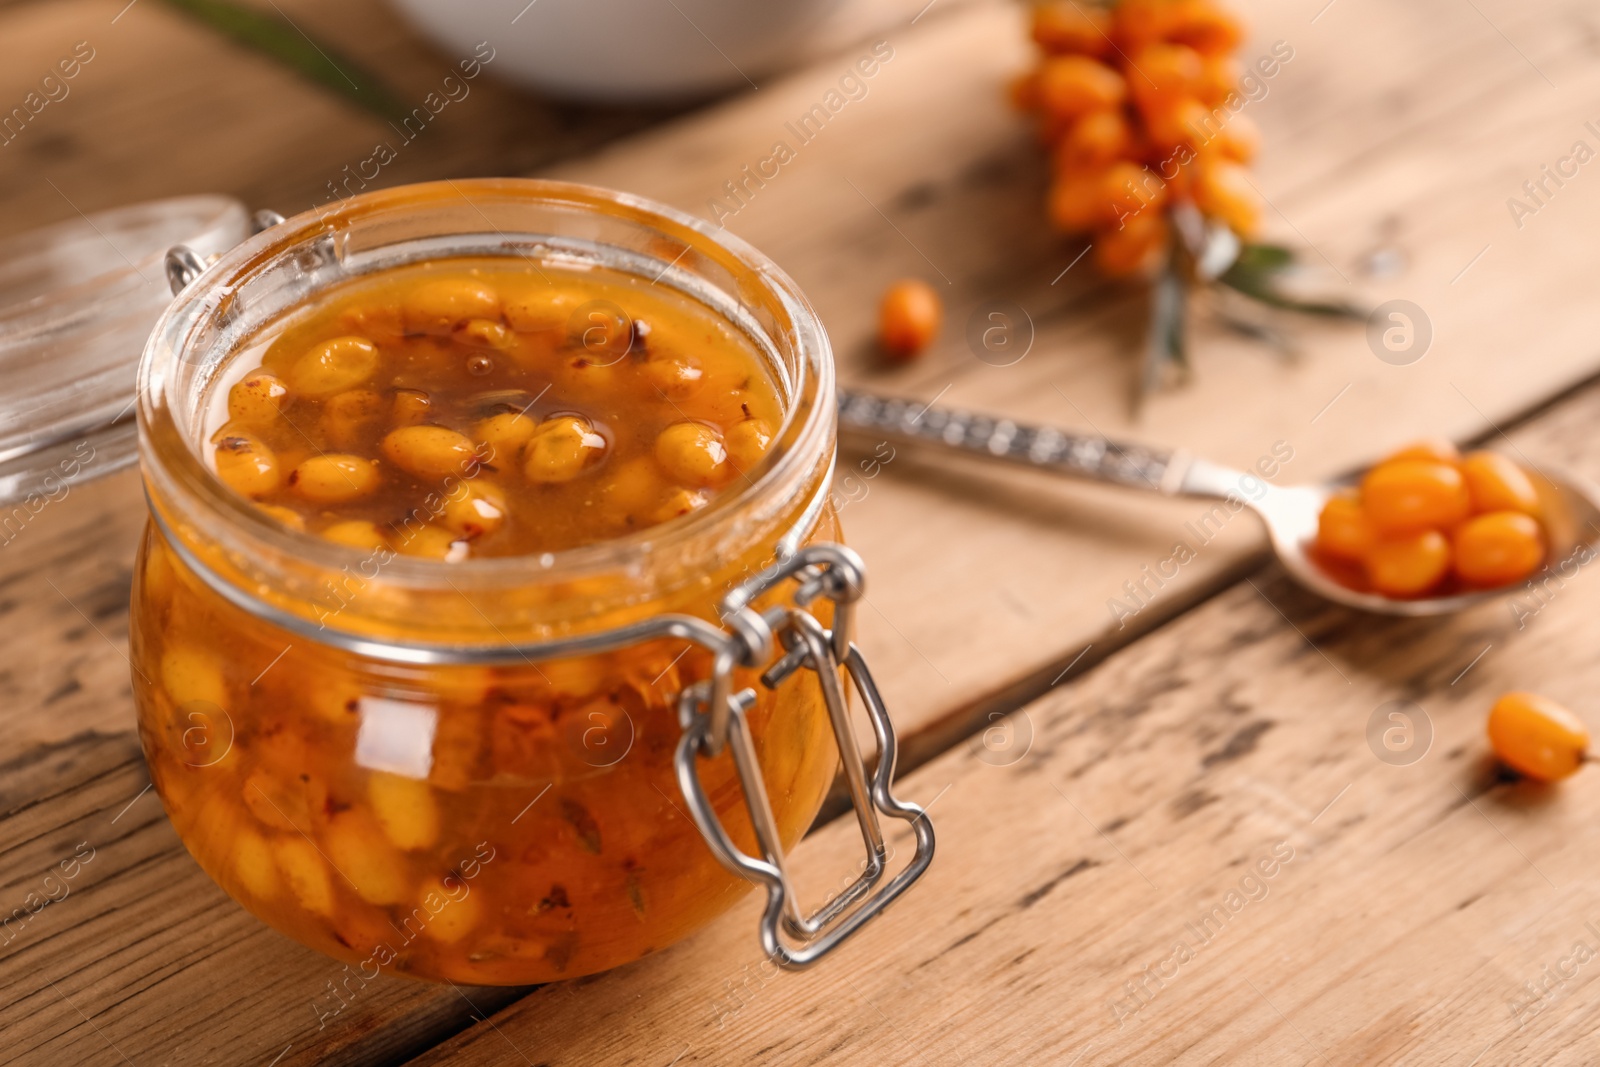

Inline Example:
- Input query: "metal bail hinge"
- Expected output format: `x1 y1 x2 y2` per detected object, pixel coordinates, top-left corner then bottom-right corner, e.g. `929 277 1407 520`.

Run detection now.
673 543 935 969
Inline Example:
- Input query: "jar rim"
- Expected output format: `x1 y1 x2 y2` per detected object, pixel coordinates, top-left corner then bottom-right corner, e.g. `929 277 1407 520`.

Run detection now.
136 179 836 635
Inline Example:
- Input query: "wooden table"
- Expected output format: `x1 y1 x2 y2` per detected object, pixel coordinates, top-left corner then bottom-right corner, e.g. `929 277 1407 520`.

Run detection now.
5 0 1600 1062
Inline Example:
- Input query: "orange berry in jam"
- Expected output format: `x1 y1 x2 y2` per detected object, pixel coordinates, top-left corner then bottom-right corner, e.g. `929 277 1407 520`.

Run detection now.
1359 460 1471 534
1460 450 1540 515
1488 692 1589 782
1453 511 1544 587
1364 529 1451 598
212 431 280 499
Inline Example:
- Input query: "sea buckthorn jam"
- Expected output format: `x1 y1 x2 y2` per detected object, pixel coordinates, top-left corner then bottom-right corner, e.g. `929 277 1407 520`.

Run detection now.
132 254 841 985
207 259 785 557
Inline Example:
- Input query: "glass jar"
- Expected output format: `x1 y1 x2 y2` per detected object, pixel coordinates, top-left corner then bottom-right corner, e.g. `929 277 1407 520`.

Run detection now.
131 179 932 985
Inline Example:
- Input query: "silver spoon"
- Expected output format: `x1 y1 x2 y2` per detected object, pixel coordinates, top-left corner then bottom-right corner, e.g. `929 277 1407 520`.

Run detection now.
836 389 1600 617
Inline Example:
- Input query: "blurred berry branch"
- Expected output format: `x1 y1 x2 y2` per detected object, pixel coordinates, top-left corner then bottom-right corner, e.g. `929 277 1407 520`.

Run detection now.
158 0 408 123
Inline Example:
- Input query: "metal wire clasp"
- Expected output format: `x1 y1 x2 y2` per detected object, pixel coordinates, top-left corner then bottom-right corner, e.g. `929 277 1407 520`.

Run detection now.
672 543 935 969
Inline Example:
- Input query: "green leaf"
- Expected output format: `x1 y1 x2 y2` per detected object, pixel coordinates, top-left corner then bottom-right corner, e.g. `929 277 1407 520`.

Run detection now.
158 0 409 123
1230 243 1295 273
1219 273 1367 318
1219 243 1368 319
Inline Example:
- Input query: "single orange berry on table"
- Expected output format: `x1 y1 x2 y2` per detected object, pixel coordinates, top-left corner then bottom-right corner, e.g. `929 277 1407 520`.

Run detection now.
1382 438 1461 466
1365 529 1451 598
1359 459 1471 533
1093 211 1170 278
1315 494 1374 561
1037 56 1127 117
1031 1 1113 55
1192 158 1262 238
878 279 942 360
1460 450 1540 515
1487 692 1589 782
1453 511 1544 587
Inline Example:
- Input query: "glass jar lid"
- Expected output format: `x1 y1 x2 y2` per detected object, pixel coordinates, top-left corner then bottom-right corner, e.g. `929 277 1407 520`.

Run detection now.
0 195 249 503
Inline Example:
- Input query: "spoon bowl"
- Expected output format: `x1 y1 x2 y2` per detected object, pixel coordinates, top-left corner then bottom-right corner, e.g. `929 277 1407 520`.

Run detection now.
1248 462 1600 616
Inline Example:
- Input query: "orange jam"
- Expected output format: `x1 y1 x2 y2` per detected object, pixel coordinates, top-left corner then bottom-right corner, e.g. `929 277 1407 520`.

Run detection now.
131 257 840 985
206 258 785 557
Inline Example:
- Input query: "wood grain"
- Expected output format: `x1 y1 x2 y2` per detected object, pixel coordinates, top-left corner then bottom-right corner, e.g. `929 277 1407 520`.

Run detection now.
398 373 1600 1067
544 0 1600 748
1 0 1599 1063
0 0 944 240
0 0 670 240
0 470 145 751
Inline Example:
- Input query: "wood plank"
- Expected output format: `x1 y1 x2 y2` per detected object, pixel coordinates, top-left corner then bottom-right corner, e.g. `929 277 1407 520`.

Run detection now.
0 0 676 240
397 369 1600 1067
544 0 1600 748
2 0 1599 1062
0 470 145 750
0 0 937 240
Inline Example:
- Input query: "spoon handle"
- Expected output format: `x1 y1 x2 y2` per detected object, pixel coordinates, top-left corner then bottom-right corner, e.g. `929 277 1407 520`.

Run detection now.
836 389 1240 499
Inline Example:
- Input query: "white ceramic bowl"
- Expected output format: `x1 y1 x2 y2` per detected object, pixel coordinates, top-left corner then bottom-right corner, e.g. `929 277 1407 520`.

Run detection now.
391 0 844 103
